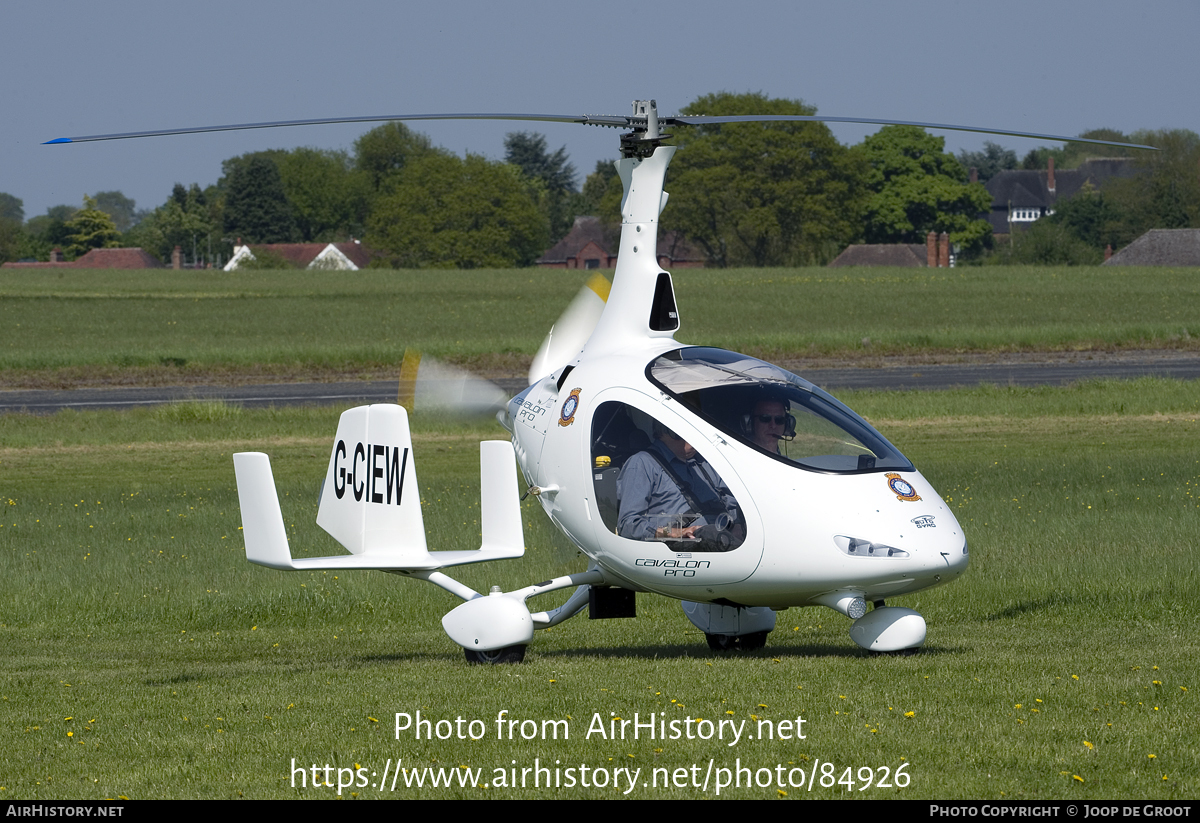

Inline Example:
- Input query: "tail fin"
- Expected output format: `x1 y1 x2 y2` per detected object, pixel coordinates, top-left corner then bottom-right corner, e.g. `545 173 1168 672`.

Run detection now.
233 404 524 572
316 404 427 558
232 452 296 570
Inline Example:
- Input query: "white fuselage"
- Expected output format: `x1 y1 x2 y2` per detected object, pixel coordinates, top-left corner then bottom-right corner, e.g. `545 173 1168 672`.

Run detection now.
508 347 969 609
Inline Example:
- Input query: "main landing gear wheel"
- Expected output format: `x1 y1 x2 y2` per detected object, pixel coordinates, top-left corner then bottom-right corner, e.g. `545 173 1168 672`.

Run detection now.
706 631 769 652
870 647 920 657
464 644 527 665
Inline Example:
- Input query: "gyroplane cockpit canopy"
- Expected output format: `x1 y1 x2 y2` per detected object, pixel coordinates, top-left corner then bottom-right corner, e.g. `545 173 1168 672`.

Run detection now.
646 347 914 474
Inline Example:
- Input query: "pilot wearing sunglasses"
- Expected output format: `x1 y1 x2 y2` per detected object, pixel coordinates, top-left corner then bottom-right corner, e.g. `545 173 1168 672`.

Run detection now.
747 398 794 454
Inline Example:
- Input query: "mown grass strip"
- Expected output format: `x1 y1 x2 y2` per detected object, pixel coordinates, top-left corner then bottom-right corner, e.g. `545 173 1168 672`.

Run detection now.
2 266 1198 378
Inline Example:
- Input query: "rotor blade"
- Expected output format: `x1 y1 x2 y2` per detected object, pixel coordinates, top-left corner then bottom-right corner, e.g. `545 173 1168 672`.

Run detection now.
529 273 611 385
43 112 632 144
664 115 1158 150
398 349 510 418
45 109 1157 152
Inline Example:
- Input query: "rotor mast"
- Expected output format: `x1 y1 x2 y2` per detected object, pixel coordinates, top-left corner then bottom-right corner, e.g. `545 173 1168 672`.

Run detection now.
580 101 681 357
620 99 671 158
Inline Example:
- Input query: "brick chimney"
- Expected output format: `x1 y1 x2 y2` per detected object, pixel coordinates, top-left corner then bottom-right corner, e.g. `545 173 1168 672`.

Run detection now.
927 231 938 267
938 232 950 268
50 248 63 263
969 166 978 184
1047 156 1056 193
1105 244 1113 262
172 245 182 270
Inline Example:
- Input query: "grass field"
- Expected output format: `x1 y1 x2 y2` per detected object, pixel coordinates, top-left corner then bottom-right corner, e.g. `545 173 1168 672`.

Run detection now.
1 379 1197 799
1 266 1198 385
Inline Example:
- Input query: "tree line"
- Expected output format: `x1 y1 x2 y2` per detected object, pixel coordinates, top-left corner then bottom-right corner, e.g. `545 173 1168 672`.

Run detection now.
3 92 1197 268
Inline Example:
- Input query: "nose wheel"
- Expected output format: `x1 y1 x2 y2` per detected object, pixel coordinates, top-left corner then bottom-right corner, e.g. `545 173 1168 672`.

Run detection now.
464 644 527 664
705 631 769 652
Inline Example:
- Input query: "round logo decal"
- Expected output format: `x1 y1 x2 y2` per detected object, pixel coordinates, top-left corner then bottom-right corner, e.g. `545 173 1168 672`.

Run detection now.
886 472 921 502
558 387 582 427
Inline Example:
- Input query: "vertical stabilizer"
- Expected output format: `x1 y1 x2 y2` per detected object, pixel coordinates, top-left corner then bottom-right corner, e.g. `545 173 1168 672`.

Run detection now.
316 404 428 557
233 452 296 570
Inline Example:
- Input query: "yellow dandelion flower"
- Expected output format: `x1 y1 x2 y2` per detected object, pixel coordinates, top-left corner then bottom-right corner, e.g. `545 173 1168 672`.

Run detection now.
1073 775 1084 783
1084 741 1094 750
904 711 915 718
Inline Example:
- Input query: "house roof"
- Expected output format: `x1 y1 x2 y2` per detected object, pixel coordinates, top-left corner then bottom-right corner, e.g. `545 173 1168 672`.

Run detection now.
73 247 162 268
1104 229 1200 266
245 242 372 268
537 216 610 264
536 215 703 265
1 247 161 269
985 158 1139 233
226 241 374 270
827 244 928 267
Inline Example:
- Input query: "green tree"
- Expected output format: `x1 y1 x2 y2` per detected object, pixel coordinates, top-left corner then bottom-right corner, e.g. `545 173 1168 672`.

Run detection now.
505 132 576 193
504 131 581 242
0 216 33 264
354 122 436 192
127 183 221 265
661 92 866 267
1020 128 1138 171
222 155 298 244
577 158 623 250
93 191 138 232
987 217 1102 265
1102 129 1200 242
1043 185 1124 249
957 141 1017 184
275 147 367 241
22 205 78 259
64 195 122 258
579 158 621 218
0 192 24 222
367 152 548 268
855 125 992 255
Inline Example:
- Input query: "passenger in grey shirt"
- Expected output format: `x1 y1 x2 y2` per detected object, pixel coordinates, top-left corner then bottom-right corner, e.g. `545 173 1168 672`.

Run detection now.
616 427 740 547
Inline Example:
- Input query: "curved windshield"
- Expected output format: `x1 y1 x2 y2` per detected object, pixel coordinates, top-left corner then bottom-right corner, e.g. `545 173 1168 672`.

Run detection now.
647 347 913 474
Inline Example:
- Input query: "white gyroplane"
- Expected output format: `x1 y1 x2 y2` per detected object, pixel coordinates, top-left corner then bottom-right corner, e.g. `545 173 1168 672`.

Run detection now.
50 101 1153 662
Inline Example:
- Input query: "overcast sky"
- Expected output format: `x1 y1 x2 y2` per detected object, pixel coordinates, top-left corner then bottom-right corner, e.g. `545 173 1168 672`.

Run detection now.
4 0 1198 219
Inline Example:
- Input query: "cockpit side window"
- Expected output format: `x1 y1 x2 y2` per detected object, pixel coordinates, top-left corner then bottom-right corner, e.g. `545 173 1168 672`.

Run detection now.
591 401 745 552
647 347 913 474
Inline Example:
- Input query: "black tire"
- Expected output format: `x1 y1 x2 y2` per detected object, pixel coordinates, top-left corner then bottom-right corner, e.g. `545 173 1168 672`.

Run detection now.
870 646 920 657
705 631 769 652
464 644 527 665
